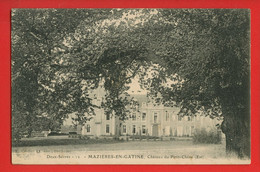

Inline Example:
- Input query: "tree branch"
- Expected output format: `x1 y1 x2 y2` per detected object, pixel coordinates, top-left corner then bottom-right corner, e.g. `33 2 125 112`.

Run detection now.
29 32 41 41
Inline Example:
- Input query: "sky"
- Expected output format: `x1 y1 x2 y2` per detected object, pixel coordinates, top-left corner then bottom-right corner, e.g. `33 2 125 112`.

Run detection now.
127 76 147 95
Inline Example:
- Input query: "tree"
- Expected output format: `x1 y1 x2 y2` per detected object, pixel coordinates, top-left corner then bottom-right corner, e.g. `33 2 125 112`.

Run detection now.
143 9 250 158
12 9 251 159
12 8 150 140
61 9 157 120
11 9 113 141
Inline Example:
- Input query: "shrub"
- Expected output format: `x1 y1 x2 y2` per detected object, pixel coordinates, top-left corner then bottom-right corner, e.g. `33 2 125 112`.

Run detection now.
193 128 222 144
129 135 159 140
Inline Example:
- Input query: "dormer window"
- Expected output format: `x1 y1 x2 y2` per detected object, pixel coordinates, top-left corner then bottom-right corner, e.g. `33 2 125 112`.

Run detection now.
154 112 158 123
132 113 136 121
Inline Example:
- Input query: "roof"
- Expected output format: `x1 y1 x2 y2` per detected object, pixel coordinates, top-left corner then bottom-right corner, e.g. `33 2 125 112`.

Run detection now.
130 94 149 105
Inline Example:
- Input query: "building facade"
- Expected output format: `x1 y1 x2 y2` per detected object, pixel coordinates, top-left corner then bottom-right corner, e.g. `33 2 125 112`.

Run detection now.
61 88 220 137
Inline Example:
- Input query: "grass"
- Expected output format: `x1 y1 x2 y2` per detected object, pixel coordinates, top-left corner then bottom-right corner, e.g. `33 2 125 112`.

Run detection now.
12 136 223 154
12 136 123 147
12 139 229 161
12 137 251 164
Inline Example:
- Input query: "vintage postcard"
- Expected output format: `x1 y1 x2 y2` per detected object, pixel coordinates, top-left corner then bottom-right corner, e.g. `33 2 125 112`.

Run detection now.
11 8 250 164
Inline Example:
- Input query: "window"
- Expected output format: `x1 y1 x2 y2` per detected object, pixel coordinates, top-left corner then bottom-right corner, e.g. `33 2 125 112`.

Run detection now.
106 114 110 120
172 113 176 121
122 125 126 134
106 124 110 133
86 124 91 133
132 113 136 121
132 125 136 134
191 126 195 135
142 125 146 134
154 112 158 123
165 111 169 121
142 112 146 121
96 99 101 106
178 115 182 121
188 116 191 121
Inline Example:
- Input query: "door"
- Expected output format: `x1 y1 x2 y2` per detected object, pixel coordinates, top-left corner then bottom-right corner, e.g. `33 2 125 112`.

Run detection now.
152 124 158 137
177 126 183 136
96 124 101 136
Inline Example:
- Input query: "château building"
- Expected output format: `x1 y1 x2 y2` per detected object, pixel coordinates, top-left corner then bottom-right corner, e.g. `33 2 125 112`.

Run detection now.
61 86 220 137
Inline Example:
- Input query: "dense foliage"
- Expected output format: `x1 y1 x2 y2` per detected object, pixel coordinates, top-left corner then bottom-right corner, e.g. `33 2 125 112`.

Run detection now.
12 9 250 158
193 128 222 144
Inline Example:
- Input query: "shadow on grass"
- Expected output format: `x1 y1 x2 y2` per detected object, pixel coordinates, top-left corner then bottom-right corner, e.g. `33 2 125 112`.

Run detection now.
12 138 123 147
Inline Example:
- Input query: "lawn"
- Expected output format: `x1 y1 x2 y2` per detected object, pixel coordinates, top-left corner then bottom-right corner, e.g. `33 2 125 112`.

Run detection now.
12 136 250 164
13 136 122 147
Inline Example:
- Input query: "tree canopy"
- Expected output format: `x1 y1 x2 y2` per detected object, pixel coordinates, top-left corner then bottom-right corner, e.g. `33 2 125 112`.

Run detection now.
12 9 250 158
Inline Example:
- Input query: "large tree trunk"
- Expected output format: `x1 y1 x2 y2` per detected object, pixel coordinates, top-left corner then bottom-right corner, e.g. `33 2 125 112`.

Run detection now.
221 109 250 159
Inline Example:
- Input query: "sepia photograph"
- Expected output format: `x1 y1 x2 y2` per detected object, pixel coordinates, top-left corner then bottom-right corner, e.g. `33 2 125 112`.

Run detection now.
11 8 250 164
